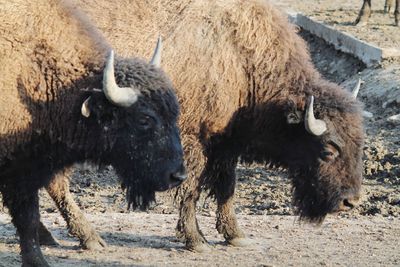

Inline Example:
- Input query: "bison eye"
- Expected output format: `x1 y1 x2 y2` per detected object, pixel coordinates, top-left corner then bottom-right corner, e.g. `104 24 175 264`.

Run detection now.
320 143 340 162
321 151 335 161
138 115 154 130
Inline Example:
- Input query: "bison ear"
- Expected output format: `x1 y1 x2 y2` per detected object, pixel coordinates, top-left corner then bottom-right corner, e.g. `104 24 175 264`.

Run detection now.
285 99 303 124
286 110 303 124
81 96 91 118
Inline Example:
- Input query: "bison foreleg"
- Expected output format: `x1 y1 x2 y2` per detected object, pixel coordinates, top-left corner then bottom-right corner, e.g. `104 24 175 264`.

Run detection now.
176 186 210 252
45 168 107 250
395 0 399 25
176 137 210 252
355 0 372 26
209 156 249 247
2 188 49 267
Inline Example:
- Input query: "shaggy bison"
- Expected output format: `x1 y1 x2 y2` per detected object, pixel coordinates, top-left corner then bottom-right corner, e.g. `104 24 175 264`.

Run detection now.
43 0 364 252
0 0 185 266
355 0 399 26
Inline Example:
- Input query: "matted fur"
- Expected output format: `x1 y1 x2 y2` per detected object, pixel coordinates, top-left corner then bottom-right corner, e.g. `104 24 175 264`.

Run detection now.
0 0 108 162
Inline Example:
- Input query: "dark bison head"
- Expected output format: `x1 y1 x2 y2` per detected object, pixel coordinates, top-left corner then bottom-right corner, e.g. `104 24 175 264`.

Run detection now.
284 82 364 223
80 38 186 210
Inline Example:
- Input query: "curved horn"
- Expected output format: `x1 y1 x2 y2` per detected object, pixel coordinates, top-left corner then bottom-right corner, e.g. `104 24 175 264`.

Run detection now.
103 50 140 107
351 78 362 98
305 96 327 136
149 36 162 67
81 96 91 118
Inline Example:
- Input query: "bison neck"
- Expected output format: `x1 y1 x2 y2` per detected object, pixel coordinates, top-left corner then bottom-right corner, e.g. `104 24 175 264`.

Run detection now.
0 134 108 191
207 101 320 169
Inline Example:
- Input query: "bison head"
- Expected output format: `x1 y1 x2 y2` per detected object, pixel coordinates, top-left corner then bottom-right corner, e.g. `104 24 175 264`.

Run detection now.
285 83 364 223
80 38 186 210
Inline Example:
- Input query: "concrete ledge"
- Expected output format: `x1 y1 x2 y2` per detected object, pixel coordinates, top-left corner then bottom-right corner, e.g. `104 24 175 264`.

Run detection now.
289 13 400 66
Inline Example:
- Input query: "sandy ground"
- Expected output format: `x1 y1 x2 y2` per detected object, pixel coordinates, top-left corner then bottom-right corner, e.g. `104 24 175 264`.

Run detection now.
0 213 399 267
1 1 400 266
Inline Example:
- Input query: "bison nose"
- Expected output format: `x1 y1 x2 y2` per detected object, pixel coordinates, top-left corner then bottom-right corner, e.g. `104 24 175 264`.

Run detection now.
338 196 360 211
171 168 187 182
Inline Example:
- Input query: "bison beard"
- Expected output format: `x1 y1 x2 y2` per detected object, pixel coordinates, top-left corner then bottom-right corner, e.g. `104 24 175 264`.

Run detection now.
291 168 342 223
124 182 156 210
116 161 158 210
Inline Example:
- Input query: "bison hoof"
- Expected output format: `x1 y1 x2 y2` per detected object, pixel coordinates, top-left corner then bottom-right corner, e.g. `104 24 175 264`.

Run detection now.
354 20 367 27
175 230 186 242
39 235 60 247
188 242 212 253
22 252 50 267
82 235 107 250
228 237 252 247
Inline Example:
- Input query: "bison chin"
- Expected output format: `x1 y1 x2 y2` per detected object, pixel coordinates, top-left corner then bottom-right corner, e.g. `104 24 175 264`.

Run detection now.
290 169 343 224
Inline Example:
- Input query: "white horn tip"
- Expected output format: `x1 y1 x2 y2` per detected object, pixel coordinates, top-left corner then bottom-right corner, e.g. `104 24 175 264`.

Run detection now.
352 78 363 98
108 50 114 62
81 97 91 118
150 35 162 67
309 95 314 105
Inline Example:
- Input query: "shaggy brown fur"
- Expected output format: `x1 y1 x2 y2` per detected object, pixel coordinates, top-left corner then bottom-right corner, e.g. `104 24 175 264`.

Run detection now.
0 0 107 159
0 0 185 265
355 0 399 26
46 0 364 251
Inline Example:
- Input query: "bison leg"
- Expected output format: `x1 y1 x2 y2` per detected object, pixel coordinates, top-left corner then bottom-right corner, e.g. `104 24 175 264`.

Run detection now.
209 156 249 247
176 136 210 252
176 181 210 252
45 168 107 250
355 0 372 26
395 0 399 25
2 188 49 267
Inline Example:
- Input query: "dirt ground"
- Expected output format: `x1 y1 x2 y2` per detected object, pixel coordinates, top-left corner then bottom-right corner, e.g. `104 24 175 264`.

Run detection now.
1 0 399 266
0 213 399 267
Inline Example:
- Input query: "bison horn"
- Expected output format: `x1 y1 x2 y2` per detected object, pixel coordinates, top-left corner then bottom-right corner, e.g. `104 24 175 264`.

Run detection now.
103 50 140 107
305 96 327 136
149 36 162 67
81 96 91 118
351 78 362 98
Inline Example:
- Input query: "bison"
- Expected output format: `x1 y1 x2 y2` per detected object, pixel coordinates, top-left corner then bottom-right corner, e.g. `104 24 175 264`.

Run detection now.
40 0 364 253
0 0 185 266
355 0 399 26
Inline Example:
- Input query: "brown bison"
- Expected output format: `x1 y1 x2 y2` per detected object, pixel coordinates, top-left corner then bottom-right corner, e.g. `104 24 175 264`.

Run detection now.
0 0 185 266
355 0 399 26
40 0 364 253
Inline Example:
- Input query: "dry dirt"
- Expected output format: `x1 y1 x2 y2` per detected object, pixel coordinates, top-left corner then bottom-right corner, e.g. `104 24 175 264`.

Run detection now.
1 0 400 266
0 213 399 267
